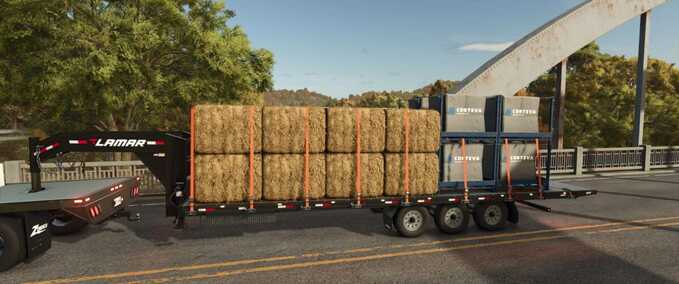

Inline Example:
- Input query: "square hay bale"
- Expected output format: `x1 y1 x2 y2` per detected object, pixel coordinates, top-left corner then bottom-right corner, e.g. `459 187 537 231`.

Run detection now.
327 108 385 153
263 154 326 200
263 107 326 153
385 109 440 153
194 154 262 203
384 153 439 196
326 154 384 198
194 105 262 154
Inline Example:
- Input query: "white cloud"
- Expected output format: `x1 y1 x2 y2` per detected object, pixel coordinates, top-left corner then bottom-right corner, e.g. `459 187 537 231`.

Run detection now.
459 41 514 52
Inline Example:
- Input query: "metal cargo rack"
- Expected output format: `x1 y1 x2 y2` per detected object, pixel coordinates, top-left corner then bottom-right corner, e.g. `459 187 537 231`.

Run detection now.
432 95 556 192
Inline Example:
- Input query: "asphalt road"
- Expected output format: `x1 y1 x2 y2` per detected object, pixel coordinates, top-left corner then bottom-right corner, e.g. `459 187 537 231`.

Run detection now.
3 173 679 284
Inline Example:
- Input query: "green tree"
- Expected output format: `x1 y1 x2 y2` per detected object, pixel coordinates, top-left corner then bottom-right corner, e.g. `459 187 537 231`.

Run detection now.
0 0 273 133
528 42 679 147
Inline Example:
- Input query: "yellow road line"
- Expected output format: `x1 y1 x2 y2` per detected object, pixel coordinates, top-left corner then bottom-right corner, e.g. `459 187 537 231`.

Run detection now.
590 221 679 234
128 219 679 284
25 215 679 284
24 256 296 284
126 235 570 284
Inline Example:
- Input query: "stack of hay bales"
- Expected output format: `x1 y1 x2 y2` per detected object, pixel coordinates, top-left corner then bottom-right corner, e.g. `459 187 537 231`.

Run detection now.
326 108 386 198
193 105 441 203
262 107 326 200
385 109 440 196
193 105 263 203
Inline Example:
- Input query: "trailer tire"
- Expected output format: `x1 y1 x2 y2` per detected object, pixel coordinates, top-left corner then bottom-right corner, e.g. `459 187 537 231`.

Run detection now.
49 213 88 236
0 216 26 272
473 201 508 231
394 207 428 238
434 205 470 234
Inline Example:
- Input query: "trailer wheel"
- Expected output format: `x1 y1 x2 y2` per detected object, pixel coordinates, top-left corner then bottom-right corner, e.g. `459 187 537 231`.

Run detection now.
49 213 88 236
394 207 428 238
0 216 25 272
434 205 469 234
473 201 508 231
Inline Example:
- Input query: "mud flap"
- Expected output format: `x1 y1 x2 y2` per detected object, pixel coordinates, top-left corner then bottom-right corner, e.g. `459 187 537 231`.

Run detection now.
506 202 519 224
382 207 399 233
23 212 52 260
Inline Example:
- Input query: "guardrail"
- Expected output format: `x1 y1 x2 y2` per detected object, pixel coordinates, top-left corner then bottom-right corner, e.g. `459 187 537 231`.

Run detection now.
541 145 679 175
2 145 678 194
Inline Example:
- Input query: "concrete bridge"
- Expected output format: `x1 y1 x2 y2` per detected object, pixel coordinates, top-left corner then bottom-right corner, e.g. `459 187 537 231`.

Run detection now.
452 0 669 147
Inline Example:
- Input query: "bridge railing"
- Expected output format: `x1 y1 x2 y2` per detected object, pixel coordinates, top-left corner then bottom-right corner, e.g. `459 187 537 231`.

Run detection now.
541 145 679 176
2 160 163 195
2 145 678 194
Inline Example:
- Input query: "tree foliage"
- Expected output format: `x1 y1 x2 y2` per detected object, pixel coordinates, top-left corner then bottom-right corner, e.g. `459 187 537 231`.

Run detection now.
528 42 679 147
0 0 273 133
263 88 336 106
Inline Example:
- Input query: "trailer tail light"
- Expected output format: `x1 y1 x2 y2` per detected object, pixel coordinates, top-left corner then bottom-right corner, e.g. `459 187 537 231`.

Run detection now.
73 197 91 204
110 184 123 192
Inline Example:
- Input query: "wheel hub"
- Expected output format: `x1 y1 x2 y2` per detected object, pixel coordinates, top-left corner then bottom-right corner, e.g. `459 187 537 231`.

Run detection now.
444 207 464 228
403 210 424 231
484 205 502 225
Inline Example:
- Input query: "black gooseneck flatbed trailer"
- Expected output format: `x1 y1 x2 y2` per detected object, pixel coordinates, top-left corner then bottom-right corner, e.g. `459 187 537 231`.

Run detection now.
0 96 597 271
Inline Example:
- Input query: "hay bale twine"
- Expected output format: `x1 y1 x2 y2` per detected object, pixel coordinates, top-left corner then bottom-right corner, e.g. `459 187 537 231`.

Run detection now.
326 154 384 198
263 107 326 153
194 105 262 154
263 154 326 200
385 109 440 153
194 154 262 203
384 153 439 196
327 108 385 153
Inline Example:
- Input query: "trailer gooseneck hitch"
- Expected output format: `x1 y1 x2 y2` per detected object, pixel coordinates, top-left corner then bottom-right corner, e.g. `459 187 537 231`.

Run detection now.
25 132 191 220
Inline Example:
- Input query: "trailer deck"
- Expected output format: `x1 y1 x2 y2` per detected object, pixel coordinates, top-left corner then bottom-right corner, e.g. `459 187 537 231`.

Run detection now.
187 181 595 216
0 177 140 218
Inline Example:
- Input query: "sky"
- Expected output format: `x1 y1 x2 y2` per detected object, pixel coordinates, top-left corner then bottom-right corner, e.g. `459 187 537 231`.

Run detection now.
228 0 679 98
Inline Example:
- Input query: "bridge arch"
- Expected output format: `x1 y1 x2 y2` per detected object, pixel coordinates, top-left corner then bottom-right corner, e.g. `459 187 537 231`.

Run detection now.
452 0 667 97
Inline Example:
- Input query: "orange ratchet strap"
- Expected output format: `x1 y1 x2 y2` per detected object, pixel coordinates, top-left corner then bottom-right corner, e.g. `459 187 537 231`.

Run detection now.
355 110 362 207
504 139 513 200
535 138 543 199
461 138 469 203
303 108 311 209
403 110 411 204
189 107 196 212
248 106 256 210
